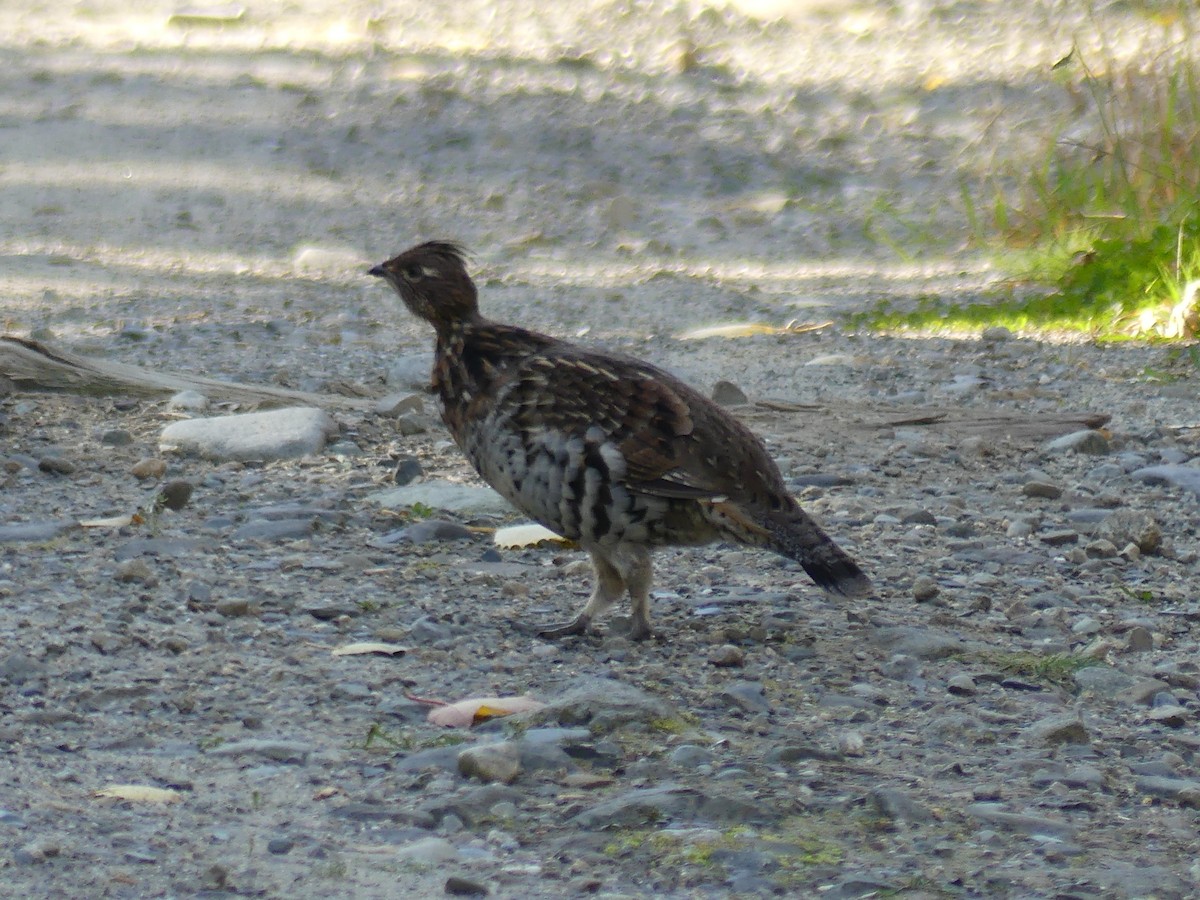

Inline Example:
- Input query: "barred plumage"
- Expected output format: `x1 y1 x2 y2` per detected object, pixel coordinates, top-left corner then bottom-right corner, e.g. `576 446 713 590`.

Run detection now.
370 241 871 640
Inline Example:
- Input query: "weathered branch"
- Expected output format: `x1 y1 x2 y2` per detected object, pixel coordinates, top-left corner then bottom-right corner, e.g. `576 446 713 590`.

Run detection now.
0 334 373 409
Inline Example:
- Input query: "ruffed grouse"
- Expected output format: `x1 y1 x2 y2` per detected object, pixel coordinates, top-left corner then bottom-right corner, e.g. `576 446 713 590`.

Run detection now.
370 241 871 640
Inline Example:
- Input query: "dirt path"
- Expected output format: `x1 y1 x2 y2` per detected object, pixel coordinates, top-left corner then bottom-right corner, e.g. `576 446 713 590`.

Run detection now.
3 3 1199 898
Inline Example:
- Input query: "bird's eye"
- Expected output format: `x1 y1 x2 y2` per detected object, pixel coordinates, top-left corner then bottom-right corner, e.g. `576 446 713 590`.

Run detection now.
401 264 424 281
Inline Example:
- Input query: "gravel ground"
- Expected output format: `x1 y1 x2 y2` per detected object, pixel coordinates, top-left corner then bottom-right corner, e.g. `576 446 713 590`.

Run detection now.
3 2 1200 898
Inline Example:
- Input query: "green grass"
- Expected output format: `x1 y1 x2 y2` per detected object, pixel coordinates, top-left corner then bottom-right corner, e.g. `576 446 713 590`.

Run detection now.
864 5 1200 340
974 650 1101 689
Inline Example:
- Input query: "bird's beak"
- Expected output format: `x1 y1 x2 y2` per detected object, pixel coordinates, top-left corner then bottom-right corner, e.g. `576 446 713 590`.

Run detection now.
367 264 387 278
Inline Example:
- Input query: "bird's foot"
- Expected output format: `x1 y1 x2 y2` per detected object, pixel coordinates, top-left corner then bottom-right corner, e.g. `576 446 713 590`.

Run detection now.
536 613 592 639
611 613 655 642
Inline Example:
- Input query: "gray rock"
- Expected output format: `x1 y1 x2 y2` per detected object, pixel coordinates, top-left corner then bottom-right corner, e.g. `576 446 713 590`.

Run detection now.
394 836 459 866
1074 666 1136 698
417 784 523 827
946 673 976 696
669 744 715 768
1039 529 1078 546
444 875 489 896
1097 510 1162 554
232 519 317 541
266 837 294 855
1126 626 1154 652
409 615 453 643
1134 776 1200 808
1022 480 1062 499
872 627 964 660
711 380 748 406
167 390 209 412
1027 714 1089 746
160 407 336 461
0 519 78 543
1044 430 1110 455
206 739 311 763
374 392 425 417
911 575 939 602
523 678 677 730
393 456 424 485
458 743 522 784
387 352 435 390
1130 464 1200 497
966 803 1075 837
370 482 513 516
868 787 935 823
980 325 1013 342
568 783 764 829
394 745 465 774
717 681 771 714
38 455 76 474
376 519 473 545
1 654 46 685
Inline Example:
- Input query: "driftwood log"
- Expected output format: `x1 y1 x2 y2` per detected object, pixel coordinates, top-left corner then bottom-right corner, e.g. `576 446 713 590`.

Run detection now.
1 334 1110 444
0 335 372 410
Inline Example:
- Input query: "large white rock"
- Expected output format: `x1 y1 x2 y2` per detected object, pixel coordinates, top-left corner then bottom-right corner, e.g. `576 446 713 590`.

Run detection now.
160 407 337 461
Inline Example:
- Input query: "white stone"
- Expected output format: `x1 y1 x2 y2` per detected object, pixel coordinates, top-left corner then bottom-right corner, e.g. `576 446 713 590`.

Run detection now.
159 407 336 461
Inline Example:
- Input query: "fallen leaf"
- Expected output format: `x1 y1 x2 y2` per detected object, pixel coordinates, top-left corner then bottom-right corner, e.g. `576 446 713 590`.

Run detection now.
94 785 182 804
79 514 136 529
427 695 545 728
494 523 575 549
331 642 407 657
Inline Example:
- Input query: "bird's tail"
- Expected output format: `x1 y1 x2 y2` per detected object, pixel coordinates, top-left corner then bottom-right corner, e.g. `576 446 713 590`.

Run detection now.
767 507 872 598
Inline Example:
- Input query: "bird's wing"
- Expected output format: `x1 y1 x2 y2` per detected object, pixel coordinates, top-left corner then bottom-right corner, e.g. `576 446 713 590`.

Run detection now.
496 346 757 501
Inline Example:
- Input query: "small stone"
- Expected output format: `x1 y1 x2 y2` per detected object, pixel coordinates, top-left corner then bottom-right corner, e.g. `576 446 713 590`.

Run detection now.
1028 714 1090 746
717 681 771 714
668 744 715 768
1071 616 1102 635
100 428 133 446
371 482 513 516
445 875 489 896
114 559 157 586
375 392 425 417
167 390 209 412
1039 529 1078 546
206 739 311 763
266 837 294 855
1130 464 1200 498
869 787 935 823
1134 776 1200 808
1085 539 1118 559
837 731 865 756
458 743 522 784
911 575 939 602
215 597 252 617
158 480 194 511
394 836 460 866
711 380 748 406
947 674 976 696
1097 510 1162 555
14 839 61 865
393 456 424 485
980 325 1013 342
708 644 745 667
1044 430 1110 455
1145 706 1189 727
131 458 167 480
1126 626 1154 652
38 456 75 475
1022 480 1063 499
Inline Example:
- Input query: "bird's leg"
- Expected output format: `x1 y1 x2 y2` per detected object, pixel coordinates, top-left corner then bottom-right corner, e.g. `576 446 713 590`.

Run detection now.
537 550 626 639
620 547 655 641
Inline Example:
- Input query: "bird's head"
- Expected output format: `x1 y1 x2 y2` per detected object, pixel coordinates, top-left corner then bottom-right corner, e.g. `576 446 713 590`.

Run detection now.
369 241 479 333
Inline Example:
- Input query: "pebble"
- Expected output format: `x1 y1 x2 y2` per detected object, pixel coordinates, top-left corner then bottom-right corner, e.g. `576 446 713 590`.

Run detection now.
444 875 489 896
1097 510 1162 554
232 519 316 541
1027 714 1090 746
707 644 745 667
375 392 425 417
711 380 749 406
167 390 209 412
37 455 75 474
1126 626 1154 652
114 559 157 585
160 407 337 461
215 597 252 617
1131 464 1200 496
1022 480 1062 499
206 739 311 763
393 456 424 485
99 428 132 446
130 457 167 479
947 673 976 696
266 837 294 855
525 677 677 730
911 575 939 602
1134 776 1200 808
386 352 435 390
458 743 522 784
717 681 771 714
868 787 935 823
394 836 460 866
966 803 1075 838
1044 430 1110 455
668 744 715 768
